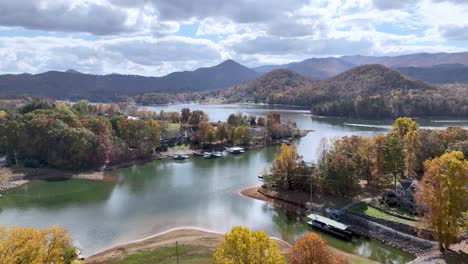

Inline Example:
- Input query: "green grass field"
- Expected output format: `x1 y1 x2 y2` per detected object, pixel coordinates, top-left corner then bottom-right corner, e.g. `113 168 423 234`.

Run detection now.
167 123 181 132
349 203 416 226
114 245 214 264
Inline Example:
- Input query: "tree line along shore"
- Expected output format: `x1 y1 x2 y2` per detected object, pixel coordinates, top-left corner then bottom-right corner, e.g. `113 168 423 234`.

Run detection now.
246 117 467 263
0 100 466 263
0 99 308 191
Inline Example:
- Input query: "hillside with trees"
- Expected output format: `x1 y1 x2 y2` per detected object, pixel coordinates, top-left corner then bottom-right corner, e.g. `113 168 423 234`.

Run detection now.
219 65 468 117
395 64 468 84
255 52 468 81
0 60 259 101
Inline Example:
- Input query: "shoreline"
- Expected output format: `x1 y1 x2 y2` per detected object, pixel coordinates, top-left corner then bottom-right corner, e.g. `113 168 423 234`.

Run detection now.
85 227 292 264
240 186 468 264
85 227 376 264
0 129 313 193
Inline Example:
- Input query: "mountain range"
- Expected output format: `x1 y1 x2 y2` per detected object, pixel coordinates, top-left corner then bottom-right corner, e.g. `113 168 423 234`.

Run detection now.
218 64 467 117
0 59 259 101
0 52 467 117
255 52 468 80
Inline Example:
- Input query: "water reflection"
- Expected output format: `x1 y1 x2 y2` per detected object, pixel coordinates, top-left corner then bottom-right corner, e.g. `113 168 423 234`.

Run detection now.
2 104 464 263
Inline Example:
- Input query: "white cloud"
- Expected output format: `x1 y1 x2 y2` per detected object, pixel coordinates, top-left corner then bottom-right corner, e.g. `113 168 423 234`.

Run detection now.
0 36 223 76
0 0 467 74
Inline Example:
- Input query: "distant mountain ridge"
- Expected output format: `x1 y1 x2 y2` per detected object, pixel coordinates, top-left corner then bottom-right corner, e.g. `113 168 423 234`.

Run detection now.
0 59 259 101
219 64 467 117
255 52 468 82
394 64 468 84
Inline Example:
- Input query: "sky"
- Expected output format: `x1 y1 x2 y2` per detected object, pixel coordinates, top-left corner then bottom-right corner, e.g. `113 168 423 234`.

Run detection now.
0 0 468 76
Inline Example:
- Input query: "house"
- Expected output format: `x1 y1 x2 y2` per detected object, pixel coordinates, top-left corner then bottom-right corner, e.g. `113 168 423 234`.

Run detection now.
396 179 418 212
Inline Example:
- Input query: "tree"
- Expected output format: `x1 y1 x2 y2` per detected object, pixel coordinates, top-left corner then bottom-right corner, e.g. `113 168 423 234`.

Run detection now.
0 225 80 264
72 100 89 116
147 119 161 152
249 115 257 127
180 108 190 123
233 125 251 145
198 121 215 146
289 233 345 264
227 112 248 127
213 226 286 264
216 123 232 143
189 110 208 126
382 135 404 188
391 117 418 138
372 134 386 187
257 117 265 127
404 129 420 178
391 117 420 178
271 144 301 190
415 151 468 250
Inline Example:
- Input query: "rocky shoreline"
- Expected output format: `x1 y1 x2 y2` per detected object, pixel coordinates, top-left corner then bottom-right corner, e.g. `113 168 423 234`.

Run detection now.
240 186 466 263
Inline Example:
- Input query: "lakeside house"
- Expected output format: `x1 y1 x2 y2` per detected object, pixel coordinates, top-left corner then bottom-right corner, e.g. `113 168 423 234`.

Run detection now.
396 179 418 212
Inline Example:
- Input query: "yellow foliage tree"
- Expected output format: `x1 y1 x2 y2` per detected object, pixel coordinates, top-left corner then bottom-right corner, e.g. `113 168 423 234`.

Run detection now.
289 233 346 264
391 117 420 178
271 144 301 190
0 225 80 264
415 151 468 249
213 226 287 264
147 118 161 151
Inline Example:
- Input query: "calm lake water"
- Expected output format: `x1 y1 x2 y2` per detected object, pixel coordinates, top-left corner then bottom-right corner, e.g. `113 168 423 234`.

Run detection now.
1 104 467 263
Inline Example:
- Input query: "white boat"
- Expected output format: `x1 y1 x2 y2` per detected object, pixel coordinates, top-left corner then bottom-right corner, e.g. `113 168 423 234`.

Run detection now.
227 147 245 154
204 152 223 159
174 154 190 160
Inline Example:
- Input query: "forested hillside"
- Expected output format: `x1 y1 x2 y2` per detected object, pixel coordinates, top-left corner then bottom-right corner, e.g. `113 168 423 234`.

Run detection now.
0 60 259 101
395 64 468 84
219 65 468 118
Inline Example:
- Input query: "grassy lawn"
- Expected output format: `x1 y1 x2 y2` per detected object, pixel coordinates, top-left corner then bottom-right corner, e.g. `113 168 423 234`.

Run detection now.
169 144 190 151
167 123 181 132
349 203 417 226
114 245 214 264
111 244 376 264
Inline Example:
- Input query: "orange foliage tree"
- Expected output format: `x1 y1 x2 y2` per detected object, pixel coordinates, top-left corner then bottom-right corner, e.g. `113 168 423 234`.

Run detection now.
289 233 346 264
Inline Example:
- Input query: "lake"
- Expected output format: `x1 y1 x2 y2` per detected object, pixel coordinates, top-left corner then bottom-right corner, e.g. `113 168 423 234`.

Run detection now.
1 104 467 263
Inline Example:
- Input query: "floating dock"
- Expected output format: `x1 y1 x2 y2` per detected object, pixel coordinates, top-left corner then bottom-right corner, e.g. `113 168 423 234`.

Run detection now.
307 213 353 239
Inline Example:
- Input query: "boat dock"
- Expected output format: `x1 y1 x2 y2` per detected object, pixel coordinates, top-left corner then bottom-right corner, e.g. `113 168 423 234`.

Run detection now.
307 213 353 239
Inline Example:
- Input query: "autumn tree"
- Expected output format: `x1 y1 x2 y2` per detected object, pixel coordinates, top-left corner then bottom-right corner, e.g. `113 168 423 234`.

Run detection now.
382 135 404 188
196 121 216 145
372 134 386 187
257 117 265 127
233 125 251 145
270 144 301 190
147 118 161 152
216 123 232 143
189 110 208 126
227 112 248 127
415 151 468 250
289 233 345 264
180 107 191 124
0 225 80 264
213 226 286 264
391 117 420 178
